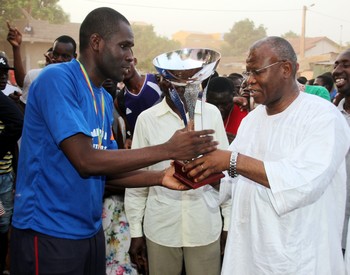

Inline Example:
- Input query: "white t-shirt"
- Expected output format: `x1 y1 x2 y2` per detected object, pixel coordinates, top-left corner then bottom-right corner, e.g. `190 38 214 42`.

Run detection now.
2 83 21 96
21 68 42 103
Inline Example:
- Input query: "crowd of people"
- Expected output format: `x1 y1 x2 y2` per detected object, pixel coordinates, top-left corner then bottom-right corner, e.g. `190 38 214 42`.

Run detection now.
1 6 350 275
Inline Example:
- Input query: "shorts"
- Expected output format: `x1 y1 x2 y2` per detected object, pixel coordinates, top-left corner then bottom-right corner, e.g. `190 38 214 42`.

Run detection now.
10 226 106 275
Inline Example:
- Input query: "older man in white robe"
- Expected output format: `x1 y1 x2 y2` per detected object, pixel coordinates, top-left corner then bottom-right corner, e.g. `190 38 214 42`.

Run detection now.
184 36 350 275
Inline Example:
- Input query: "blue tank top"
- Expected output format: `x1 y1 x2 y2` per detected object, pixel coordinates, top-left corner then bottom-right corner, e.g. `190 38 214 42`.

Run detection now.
123 74 162 134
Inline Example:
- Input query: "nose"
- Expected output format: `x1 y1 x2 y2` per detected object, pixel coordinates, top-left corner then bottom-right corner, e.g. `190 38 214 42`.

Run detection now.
53 56 64 63
244 74 256 87
125 49 133 62
0 74 8 81
332 64 342 76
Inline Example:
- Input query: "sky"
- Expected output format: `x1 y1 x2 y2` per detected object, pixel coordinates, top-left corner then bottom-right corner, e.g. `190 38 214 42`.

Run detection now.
58 0 350 46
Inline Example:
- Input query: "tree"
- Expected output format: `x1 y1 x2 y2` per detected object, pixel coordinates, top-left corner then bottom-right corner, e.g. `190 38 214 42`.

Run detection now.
0 0 69 26
132 24 181 73
282 31 299 38
221 19 267 57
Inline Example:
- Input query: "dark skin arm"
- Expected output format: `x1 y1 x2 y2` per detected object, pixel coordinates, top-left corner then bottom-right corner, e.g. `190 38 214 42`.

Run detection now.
233 96 249 111
7 21 25 87
220 230 228 255
129 237 148 274
106 165 188 190
183 149 270 188
60 130 218 187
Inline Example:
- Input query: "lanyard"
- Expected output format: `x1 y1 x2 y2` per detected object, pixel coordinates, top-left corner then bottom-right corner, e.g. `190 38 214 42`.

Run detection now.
169 87 187 126
78 60 105 149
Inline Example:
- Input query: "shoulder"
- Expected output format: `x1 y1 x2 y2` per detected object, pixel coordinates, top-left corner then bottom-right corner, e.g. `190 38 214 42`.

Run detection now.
33 60 79 90
146 73 159 82
27 68 42 77
40 60 78 79
304 85 330 101
138 98 166 118
294 93 345 125
203 101 221 114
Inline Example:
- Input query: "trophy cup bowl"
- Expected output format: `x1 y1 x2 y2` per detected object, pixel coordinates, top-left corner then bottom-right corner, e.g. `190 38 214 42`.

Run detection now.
153 48 224 189
153 48 221 131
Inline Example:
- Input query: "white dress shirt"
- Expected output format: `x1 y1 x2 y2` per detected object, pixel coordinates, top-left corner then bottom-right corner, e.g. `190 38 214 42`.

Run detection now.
125 98 230 247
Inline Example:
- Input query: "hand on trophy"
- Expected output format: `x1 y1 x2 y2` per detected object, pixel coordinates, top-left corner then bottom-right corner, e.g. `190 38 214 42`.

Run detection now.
182 149 231 183
164 128 218 161
161 165 189 191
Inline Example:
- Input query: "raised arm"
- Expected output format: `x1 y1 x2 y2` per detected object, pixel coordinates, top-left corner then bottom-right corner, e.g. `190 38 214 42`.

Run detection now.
7 21 26 87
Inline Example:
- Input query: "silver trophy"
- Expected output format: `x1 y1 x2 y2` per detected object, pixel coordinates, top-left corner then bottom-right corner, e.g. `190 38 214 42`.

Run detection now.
153 48 223 189
153 48 221 131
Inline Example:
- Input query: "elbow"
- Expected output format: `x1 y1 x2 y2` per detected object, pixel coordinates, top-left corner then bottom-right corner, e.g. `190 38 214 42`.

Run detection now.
72 157 96 178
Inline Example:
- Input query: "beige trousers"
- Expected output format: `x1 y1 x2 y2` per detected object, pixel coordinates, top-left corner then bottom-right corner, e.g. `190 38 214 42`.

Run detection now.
146 237 221 275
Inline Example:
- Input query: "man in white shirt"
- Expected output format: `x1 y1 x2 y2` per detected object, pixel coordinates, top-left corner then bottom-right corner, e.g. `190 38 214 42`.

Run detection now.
184 36 350 275
125 85 230 275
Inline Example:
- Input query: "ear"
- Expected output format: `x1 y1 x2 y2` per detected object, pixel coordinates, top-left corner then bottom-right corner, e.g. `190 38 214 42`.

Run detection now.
281 61 293 79
89 33 102 51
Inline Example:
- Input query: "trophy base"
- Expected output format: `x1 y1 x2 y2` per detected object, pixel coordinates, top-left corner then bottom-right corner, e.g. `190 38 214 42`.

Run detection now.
173 160 225 189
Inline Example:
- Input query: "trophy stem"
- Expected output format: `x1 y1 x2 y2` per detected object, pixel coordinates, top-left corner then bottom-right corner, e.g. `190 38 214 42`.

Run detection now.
184 83 201 131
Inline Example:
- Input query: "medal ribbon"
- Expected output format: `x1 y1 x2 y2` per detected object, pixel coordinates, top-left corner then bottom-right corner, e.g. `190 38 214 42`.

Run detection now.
78 60 105 149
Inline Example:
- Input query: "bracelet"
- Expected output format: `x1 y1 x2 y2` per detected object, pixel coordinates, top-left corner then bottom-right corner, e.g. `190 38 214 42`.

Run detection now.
228 151 239 178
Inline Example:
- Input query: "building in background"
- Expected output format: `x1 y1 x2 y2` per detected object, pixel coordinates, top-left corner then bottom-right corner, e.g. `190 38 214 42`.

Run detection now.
0 20 344 78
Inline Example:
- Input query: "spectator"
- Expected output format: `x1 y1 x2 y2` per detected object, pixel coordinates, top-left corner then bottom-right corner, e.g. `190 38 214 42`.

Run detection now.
102 78 138 274
125 83 230 275
227 72 244 96
7 24 77 104
207 77 248 143
297 76 307 84
115 57 162 148
0 54 23 274
314 72 336 100
332 49 350 256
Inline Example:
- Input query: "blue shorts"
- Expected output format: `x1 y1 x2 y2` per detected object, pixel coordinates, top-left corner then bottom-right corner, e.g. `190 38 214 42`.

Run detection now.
0 172 14 233
10 227 106 275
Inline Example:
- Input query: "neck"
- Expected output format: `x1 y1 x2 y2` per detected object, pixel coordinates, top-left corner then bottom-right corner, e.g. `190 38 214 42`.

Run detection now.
78 56 103 88
125 74 145 94
165 96 185 119
266 89 300 116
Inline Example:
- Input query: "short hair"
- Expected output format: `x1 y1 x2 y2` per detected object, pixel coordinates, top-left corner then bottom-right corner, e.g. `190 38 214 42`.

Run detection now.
297 76 308 84
307 78 314 85
227 72 243 82
54 35 77 53
251 36 298 76
202 70 219 90
79 7 130 52
207 76 234 96
316 73 334 92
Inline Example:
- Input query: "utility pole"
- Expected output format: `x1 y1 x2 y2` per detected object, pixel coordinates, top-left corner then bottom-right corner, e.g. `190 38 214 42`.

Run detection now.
300 4 314 59
300 5 306 59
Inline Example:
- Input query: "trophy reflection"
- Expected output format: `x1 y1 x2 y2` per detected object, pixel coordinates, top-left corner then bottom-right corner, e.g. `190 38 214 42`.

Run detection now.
153 48 223 188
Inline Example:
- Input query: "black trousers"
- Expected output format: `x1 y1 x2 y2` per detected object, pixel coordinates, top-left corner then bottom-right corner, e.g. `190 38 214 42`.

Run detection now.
10 226 106 275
